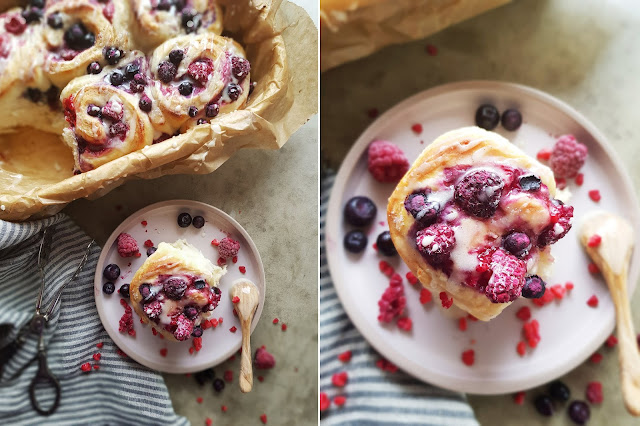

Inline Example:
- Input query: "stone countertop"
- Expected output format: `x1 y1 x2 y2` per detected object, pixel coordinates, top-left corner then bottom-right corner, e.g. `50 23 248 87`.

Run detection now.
321 0 640 424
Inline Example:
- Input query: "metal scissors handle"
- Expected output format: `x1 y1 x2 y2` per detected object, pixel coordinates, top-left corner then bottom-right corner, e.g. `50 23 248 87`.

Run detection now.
28 328 60 416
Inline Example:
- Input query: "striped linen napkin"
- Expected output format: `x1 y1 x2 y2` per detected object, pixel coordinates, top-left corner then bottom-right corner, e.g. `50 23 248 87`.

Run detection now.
320 174 479 426
0 213 187 426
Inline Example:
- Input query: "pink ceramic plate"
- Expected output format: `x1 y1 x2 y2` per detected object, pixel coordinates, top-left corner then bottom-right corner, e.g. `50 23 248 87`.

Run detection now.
95 200 265 373
325 81 640 394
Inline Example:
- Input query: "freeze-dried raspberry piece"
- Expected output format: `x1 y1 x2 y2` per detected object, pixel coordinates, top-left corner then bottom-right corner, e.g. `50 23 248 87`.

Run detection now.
461 349 475 366
320 392 330 411
377 276 406 323
588 262 600 274
217 237 240 258
586 382 603 404
523 319 540 348
587 234 602 247
606 335 618 348
419 288 432 304
406 272 419 285
513 391 526 405
587 294 599 307
397 317 412 331
516 306 531 321
590 353 603 364
333 396 346 407
367 140 409 183
458 318 467 331
516 341 526 356
337 351 352 362
375 358 398 373
485 248 527 303
550 284 566 299
332 371 348 387
439 292 453 309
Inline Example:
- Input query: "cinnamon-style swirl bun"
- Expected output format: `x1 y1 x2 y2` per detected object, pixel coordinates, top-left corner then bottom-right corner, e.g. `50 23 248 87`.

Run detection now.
149 33 250 130
129 0 223 51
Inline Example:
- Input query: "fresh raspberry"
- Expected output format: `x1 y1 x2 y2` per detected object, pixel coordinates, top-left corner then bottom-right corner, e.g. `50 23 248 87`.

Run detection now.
377 275 406 323
588 262 600 274
587 234 602 247
367 140 409 183
550 284 566 299
549 135 588 178
484 248 527 303
320 392 330 411
458 318 467 331
332 372 348 387
439 292 453 309
590 352 603 363
116 233 139 257
587 294 599 307
523 319 540 348
454 170 504 218
606 335 618 347
537 203 573 247
187 59 214 85
254 346 275 369
406 272 418 285
516 341 526 356
513 391 526 405
588 189 601 202
80 362 91 372
461 349 475 366
419 288 432 304
338 351 352 362
537 148 552 161
333 396 346 407
586 382 603 404
416 223 456 266
173 314 194 341
516 306 531 321
397 317 412 331
217 237 240 258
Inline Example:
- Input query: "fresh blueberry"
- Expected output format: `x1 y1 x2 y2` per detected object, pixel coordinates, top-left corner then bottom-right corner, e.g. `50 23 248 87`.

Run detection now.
146 246 157 256
164 277 187 300
124 63 140 80
548 380 571 402
205 103 219 118
177 212 192 227
64 23 95 51
344 196 377 227
102 282 115 294
227 84 241 101
139 283 152 300
404 192 439 226
502 231 531 258
213 286 221 295
178 81 193 96
191 326 203 338
169 49 184 65
157 61 177 83
194 279 206 290
522 275 546 299
519 174 541 192
192 216 205 228
103 46 123 65
87 104 101 117
184 306 198 319
188 106 198 117
193 367 214 384
118 284 130 298
47 12 63 29
87 61 102 74
213 378 225 392
25 88 41 103
139 95 152 112
568 401 590 424
343 230 367 253
501 108 522 131
21 7 43 24
533 395 554 416
103 264 120 280
110 71 124 86
376 231 397 256
475 104 500 131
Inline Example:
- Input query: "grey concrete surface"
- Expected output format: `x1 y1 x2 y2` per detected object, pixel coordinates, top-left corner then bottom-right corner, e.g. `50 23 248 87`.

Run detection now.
321 0 640 424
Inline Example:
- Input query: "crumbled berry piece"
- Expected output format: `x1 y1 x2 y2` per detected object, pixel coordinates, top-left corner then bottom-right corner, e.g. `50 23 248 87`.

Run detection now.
239 266 246 274
377 276 406 322
411 123 422 134
272 318 279 324
419 288 432 304
281 323 287 331
80 362 91 372
523 319 540 348
254 346 275 369
532 287 554 306
332 371 348 387
367 140 409 183
555 177 567 190
550 284 566 299
565 282 574 291
196 397 203 403
205 418 212 426
588 189 601 202
467 314 478 322
333 396 346 407
397 317 412 331
160 348 168 357
586 381 603 403
575 173 584 186
96 342 104 349
587 234 602 247
514 391 526 405
537 148 552 161
517 341 526 356
93 353 101 361
320 392 330 411
461 349 475 366
588 262 600 274
118 301 134 336
416 223 456 266
458 318 467 331
116 233 139 257
590 352 603 363
223 370 233 382
485 248 527 303
426 44 438 56
587 295 599 307
141 220 147 226
550 135 588 178
439 292 453 309
379 260 394 276
516 306 531 321
192 337 202 352
257 376 264 382
232 296 240 304
606 335 618 347
406 272 418 285
143 239 154 248
338 351 352 362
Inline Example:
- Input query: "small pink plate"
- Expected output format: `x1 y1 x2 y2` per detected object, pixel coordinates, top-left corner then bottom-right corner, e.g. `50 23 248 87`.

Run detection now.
94 200 265 373
325 81 640 394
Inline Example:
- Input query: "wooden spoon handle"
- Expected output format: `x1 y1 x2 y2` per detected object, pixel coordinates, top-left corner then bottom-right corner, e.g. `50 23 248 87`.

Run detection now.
239 318 253 393
608 272 640 416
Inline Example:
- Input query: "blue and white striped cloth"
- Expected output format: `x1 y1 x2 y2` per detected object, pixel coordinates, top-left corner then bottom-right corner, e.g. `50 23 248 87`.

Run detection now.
0 214 187 426
320 174 479 426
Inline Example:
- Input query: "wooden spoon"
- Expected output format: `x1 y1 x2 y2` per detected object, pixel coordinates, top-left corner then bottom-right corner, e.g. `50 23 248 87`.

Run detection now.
229 278 260 393
580 210 640 415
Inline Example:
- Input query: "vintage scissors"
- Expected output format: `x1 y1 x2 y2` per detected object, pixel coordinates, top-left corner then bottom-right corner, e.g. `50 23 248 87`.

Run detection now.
3 227 94 415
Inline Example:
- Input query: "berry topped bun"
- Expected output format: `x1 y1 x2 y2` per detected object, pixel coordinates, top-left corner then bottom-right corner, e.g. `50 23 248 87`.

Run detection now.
130 239 226 341
387 127 573 321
